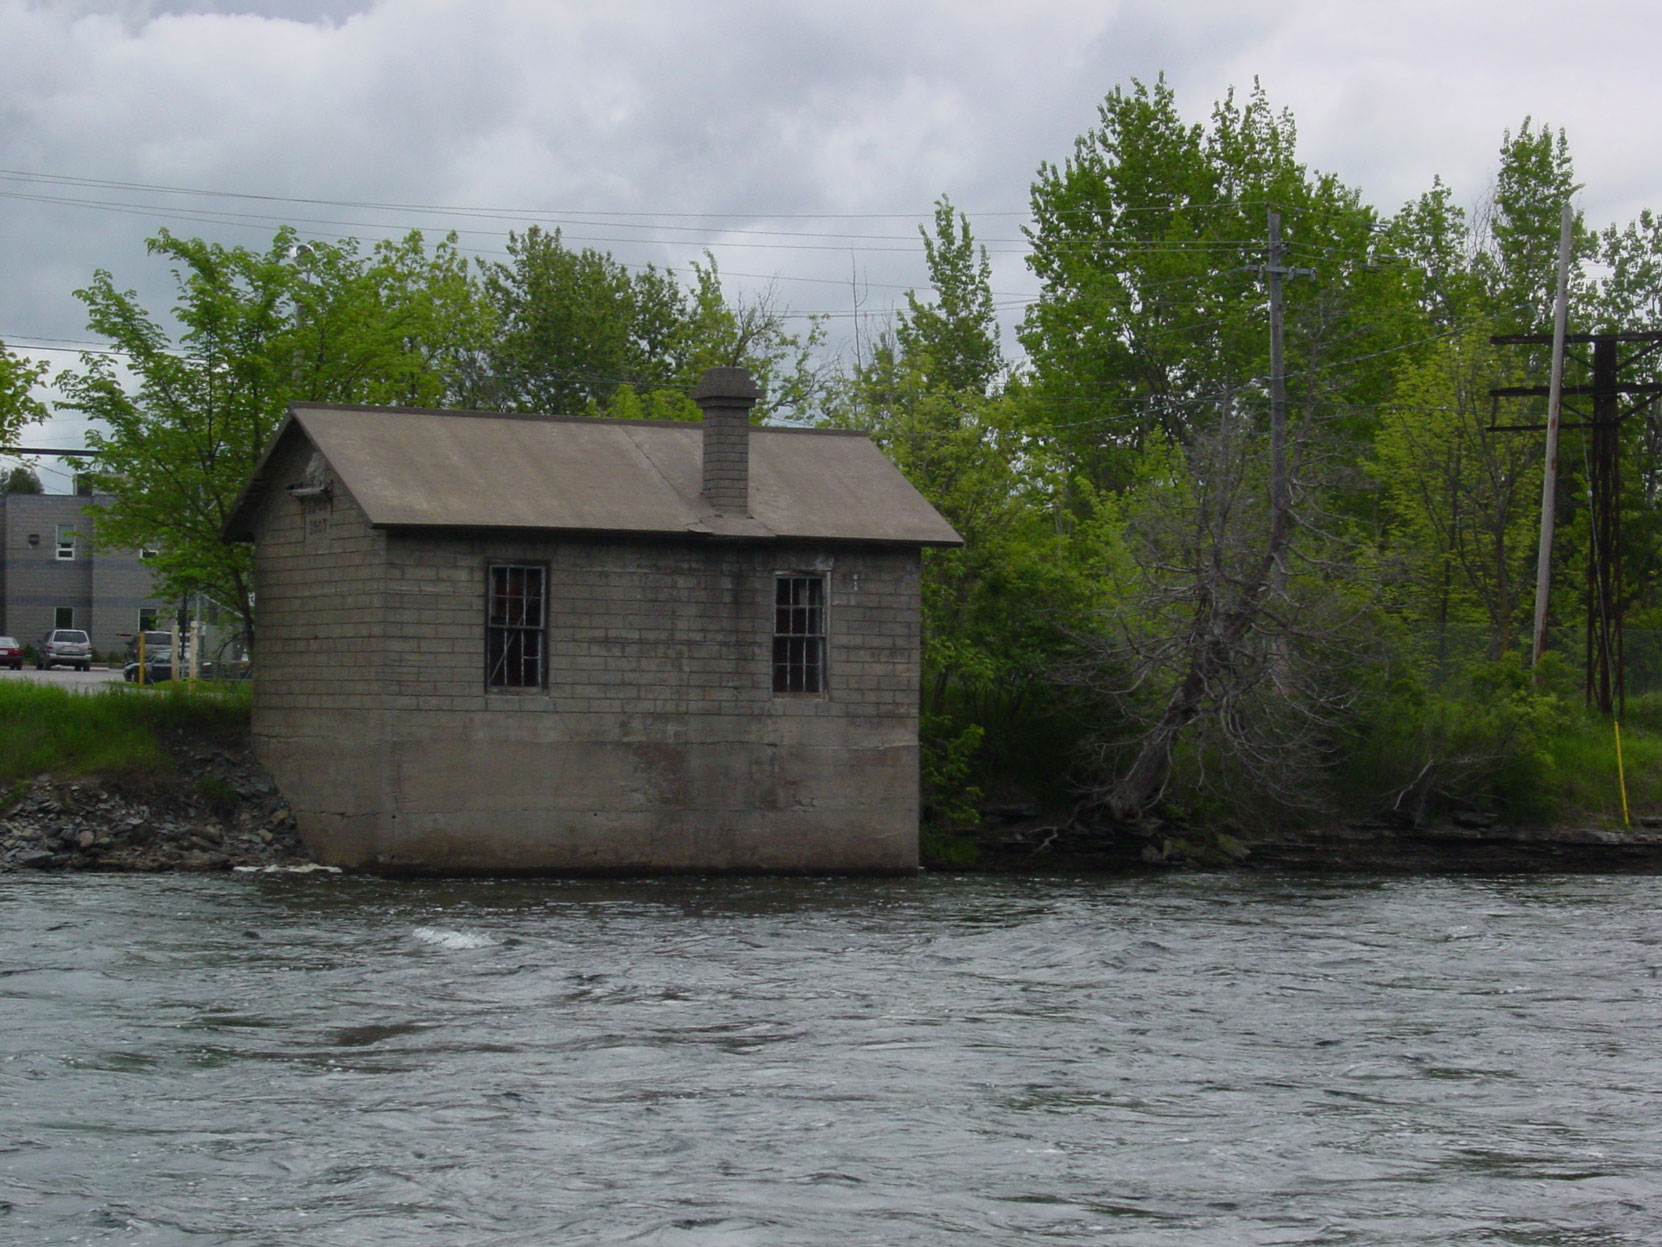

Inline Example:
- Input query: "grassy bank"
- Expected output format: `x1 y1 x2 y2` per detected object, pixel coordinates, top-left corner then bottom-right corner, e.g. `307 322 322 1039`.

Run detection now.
0 681 251 787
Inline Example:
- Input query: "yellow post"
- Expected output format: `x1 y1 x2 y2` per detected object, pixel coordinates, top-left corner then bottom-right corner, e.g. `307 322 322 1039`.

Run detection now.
1614 721 1632 829
137 633 146 686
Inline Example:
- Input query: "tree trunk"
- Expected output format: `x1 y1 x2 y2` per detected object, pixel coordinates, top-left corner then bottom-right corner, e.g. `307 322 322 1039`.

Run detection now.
1107 505 1291 821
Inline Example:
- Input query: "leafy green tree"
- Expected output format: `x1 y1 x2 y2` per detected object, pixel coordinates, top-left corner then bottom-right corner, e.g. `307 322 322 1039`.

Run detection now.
830 200 1097 700
1594 209 1662 330
663 259 825 423
1020 78 1410 491
1018 79 1424 818
57 228 490 651
473 225 653 415
4 465 44 493
895 197 1003 397
1477 119 1586 336
1380 178 1482 332
1066 418 1384 821
825 200 1118 821
1590 210 1662 625
0 339 48 449
1372 328 1543 661
475 228 821 423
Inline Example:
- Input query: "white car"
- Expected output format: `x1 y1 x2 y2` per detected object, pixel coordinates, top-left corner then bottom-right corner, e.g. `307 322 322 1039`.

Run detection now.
37 629 93 671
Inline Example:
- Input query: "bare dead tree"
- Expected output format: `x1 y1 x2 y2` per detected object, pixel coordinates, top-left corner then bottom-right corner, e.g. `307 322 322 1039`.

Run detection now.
1066 400 1380 822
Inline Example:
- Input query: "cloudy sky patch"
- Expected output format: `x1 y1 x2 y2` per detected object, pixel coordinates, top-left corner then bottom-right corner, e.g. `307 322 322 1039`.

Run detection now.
3 0 1659 479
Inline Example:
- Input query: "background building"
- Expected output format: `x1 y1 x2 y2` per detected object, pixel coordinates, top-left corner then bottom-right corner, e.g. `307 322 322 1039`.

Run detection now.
0 487 172 654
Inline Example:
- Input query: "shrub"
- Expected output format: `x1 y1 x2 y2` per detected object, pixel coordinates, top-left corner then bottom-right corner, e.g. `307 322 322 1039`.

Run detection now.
1345 652 1602 825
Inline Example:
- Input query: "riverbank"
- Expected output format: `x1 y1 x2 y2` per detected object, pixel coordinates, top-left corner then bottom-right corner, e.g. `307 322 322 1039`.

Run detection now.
10 755 1662 875
4 677 1658 876
0 720 311 874
927 810 1662 874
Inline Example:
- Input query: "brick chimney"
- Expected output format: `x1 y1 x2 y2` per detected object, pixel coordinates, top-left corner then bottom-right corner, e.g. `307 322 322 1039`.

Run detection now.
692 366 759 516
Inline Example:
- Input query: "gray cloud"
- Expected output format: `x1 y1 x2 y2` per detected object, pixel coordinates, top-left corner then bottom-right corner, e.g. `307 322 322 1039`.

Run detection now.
3 0 1660 469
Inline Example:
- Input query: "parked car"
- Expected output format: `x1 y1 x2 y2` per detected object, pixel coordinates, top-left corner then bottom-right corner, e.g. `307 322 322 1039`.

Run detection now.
124 655 178 685
125 631 176 662
124 631 185 683
37 629 92 671
0 636 21 670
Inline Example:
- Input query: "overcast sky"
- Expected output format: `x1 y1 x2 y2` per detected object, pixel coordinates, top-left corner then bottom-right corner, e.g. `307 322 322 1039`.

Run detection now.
3 0 1657 488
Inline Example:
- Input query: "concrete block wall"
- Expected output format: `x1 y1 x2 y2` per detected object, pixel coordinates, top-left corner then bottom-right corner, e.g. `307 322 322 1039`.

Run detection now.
376 533 919 722
366 533 922 871
699 411 749 513
247 440 391 864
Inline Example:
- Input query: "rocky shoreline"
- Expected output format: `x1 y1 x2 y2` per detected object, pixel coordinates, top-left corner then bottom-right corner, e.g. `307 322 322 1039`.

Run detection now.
0 728 314 874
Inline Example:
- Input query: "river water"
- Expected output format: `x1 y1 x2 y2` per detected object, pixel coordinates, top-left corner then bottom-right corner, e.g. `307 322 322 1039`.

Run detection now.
3 871 1660 1245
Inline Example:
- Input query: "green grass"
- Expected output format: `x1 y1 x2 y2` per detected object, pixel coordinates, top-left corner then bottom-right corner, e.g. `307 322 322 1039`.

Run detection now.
0 680 251 787
1540 715 1662 826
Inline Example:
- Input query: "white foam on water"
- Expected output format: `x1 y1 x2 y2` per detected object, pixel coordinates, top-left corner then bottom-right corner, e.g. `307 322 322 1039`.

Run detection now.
411 926 499 950
233 863 343 874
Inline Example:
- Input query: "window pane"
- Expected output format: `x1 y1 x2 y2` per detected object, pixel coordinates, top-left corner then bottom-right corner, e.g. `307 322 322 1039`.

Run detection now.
488 564 546 689
773 574 825 694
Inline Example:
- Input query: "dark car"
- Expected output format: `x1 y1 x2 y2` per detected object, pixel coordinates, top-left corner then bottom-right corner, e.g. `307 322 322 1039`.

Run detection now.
124 651 178 683
0 636 21 670
37 629 92 671
124 632 184 683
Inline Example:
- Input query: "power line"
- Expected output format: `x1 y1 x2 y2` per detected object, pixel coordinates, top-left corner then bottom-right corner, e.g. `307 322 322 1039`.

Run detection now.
0 168 1291 223
1 180 1313 258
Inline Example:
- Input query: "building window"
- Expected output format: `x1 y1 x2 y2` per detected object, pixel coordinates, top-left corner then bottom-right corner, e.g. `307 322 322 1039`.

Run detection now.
55 524 76 561
55 607 74 629
773 574 826 694
140 547 159 560
138 608 158 632
487 563 546 689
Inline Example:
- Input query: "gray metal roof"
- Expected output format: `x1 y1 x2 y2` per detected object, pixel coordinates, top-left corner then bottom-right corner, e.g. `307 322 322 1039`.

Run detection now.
224 404 962 548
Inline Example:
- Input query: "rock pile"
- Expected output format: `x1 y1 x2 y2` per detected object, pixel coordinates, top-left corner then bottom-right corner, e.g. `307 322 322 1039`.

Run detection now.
1 733 312 873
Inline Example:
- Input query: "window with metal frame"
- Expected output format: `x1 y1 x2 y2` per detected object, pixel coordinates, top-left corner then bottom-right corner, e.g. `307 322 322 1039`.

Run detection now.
55 524 76 561
487 563 546 689
55 607 74 629
773 574 826 694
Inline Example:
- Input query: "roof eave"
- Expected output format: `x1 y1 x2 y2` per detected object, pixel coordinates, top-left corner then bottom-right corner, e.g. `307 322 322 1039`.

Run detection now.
369 520 963 549
221 410 306 543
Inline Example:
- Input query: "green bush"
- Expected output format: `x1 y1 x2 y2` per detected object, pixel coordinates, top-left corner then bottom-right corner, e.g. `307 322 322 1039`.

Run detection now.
920 714 985 829
1341 652 1648 826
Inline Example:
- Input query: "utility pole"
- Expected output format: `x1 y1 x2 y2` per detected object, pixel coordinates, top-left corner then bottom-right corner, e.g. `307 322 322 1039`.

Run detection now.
1491 328 1662 716
1264 211 1314 591
1529 204 1573 679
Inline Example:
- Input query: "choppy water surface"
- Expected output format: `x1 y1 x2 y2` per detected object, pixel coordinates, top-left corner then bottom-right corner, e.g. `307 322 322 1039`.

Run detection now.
3 872 1661 1245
